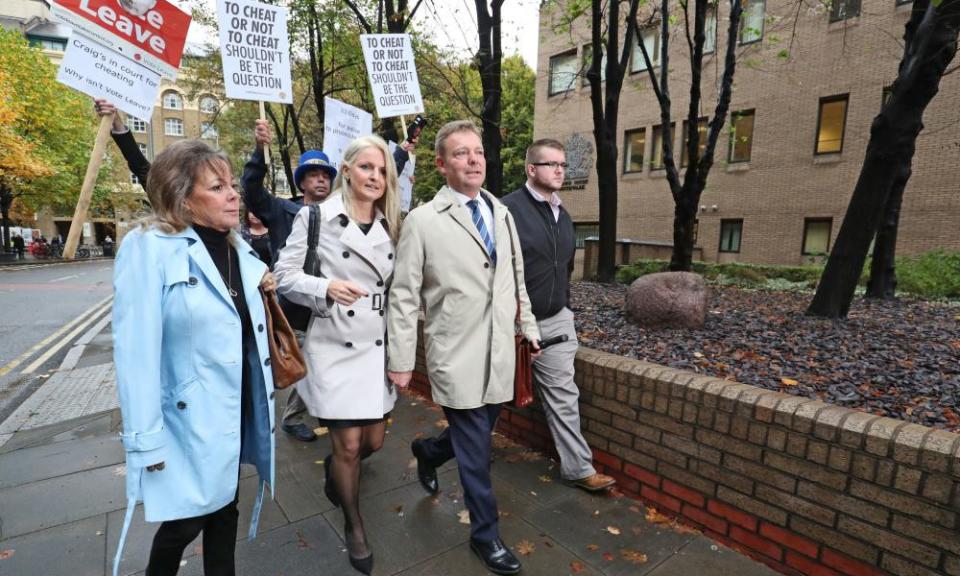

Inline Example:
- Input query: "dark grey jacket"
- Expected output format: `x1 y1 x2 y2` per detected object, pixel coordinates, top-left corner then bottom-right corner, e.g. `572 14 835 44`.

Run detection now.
501 185 576 320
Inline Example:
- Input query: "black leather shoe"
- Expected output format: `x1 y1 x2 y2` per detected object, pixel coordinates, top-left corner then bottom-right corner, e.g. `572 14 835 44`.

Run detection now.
470 538 521 575
348 552 373 575
281 422 317 442
323 454 340 508
411 439 438 494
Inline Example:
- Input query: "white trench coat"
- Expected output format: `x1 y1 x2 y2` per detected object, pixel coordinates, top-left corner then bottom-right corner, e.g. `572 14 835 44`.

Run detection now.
274 194 397 420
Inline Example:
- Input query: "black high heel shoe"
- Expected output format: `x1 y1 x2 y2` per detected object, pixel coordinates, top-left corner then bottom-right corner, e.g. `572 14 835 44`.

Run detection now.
348 551 374 575
323 454 341 508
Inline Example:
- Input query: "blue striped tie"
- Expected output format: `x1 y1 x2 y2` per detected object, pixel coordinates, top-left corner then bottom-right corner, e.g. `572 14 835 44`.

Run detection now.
467 199 496 264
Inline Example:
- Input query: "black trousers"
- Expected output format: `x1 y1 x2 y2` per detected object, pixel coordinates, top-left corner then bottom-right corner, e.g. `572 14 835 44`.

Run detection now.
418 403 502 542
145 494 240 576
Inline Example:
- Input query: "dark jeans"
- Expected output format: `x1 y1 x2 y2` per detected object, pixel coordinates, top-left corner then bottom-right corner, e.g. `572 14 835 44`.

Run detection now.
145 494 240 576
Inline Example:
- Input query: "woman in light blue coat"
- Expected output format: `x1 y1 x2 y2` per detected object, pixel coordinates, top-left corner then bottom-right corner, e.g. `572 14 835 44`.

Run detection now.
112 139 276 576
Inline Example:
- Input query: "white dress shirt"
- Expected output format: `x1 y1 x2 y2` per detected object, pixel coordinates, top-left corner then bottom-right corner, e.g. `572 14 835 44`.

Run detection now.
525 183 563 222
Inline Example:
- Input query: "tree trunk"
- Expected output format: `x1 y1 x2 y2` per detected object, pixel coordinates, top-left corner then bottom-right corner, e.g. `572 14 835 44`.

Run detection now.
808 0 959 318
865 170 907 299
475 0 504 196
669 189 698 271
0 185 12 251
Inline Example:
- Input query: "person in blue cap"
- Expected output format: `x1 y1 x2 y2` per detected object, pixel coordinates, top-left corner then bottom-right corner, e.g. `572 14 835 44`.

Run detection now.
243 119 338 443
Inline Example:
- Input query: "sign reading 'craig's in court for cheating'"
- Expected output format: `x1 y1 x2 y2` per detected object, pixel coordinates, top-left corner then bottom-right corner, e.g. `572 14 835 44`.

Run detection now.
360 34 424 118
51 0 190 79
217 0 292 103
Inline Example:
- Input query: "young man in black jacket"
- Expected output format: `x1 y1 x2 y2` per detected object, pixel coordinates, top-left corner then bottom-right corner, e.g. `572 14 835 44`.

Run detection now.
501 139 615 493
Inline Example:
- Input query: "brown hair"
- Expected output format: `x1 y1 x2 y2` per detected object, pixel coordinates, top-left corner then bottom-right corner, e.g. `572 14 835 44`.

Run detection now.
143 139 232 232
525 138 565 164
434 120 482 157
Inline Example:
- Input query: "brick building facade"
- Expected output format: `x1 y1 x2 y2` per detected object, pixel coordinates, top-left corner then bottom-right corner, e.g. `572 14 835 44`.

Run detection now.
535 0 960 266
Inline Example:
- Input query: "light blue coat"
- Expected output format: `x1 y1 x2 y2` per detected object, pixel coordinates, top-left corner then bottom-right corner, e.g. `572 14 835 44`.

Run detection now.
111 225 276 576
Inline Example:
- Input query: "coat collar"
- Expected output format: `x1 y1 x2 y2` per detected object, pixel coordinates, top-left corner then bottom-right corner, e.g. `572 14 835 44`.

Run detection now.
159 226 267 314
432 185 504 262
325 193 392 281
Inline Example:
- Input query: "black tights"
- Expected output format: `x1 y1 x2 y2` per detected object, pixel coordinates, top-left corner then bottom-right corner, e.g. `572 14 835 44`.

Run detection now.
328 421 387 559
145 494 240 576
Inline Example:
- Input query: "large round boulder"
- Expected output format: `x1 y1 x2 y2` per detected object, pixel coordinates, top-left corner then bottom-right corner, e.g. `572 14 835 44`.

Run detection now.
624 271 708 329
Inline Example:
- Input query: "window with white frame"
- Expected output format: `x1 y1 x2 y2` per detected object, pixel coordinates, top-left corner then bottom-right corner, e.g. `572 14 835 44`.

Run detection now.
162 91 183 110
201 122 218 140
704 9 717 54
127 117 147 133
164 118 184 136
740 0 765 44
630 28 660 73
581 44 607 85
549 50 578 96
200 96 219 113
138 143 149 159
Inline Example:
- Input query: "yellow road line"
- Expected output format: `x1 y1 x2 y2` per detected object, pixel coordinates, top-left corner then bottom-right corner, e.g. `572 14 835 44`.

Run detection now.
0 295 113 378
22 298 114 374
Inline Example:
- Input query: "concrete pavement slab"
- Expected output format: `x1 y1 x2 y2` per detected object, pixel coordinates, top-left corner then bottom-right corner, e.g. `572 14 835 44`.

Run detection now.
0 411 116 454
0 432 124 489
0 462 125 539
524 495 697 576
106 504 200 576
0 515 106 576
646 537 782 576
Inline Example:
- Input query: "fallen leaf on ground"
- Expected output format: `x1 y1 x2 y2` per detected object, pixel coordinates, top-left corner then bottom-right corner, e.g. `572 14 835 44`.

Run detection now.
628 505 642 514
570 560 586 573
780 378 799 386
621 549 649 564
645 507 671 524
602 552 615 561
407 457 417 469
312 427 329 436
457 510 471 524
0 550 14 560
394 505 404 515
606 526 621 535
538 475 552 483
435 419 448 428
592 510 600 517
586 544 600 552
515 540 535 556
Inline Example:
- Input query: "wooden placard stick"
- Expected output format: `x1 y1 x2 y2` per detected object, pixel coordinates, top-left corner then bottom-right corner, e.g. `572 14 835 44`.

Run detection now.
259 100 271 166
63 115 112 260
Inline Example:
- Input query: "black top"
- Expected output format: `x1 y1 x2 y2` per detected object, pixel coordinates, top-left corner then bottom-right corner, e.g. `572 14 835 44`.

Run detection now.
357 221 374 235
501 186 577 320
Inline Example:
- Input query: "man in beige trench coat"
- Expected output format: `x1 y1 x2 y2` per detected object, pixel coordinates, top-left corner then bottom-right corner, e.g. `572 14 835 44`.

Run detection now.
387 120 540 575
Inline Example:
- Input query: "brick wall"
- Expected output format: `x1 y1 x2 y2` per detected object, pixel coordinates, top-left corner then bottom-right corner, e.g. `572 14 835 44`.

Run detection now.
411 346 960 576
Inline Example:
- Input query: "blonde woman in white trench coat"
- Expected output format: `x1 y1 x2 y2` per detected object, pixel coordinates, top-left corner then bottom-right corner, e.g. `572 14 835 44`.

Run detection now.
274 135 401 575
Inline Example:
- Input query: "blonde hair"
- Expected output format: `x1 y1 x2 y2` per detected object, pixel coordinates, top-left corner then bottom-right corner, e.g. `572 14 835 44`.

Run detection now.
143 139 232 233
330 135 401 244
434 120 482 157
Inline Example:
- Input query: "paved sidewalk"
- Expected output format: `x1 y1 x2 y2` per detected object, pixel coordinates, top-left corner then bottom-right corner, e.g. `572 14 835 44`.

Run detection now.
0 341 780 576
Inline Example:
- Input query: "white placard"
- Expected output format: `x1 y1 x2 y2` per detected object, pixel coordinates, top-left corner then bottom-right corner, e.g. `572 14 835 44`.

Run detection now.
359 34 424 118
217 0 292 103
56 33 161 120
399 152 415 212
323 97 373 169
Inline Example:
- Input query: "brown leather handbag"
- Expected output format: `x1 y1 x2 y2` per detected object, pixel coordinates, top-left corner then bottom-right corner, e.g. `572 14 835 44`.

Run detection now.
260 287 307 389
506 217 535 408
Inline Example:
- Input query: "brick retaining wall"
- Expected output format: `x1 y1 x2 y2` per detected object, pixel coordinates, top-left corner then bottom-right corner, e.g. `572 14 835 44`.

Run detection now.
410 345 960 576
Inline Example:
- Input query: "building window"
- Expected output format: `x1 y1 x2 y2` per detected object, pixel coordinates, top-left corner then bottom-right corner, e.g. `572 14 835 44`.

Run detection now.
30 36 66 51
164 118 184 136
200 96 219 113
127 117 147 133
549 50 578 96
719 219 743 253
574 223 599 249
895 0 912 5
682 117 709 167
802 218 832 255
741 0 765 44
630 28 660 73
830 0 860 21
131 172 140 185
815 95 848 155
728 110 755 163
704 9 717 54
624 128 646 173
882 86 893 108
163 91 183 110
137 143 149 159
650 123 674 170
693 218 700 244
201 122 218 140
581 44 607 85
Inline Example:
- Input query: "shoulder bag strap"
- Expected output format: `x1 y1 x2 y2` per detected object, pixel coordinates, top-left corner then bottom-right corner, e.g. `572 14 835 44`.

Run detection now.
304 204 321 276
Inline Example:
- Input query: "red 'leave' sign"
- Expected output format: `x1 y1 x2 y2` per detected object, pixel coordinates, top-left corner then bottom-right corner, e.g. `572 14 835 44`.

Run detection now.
51 0 190 78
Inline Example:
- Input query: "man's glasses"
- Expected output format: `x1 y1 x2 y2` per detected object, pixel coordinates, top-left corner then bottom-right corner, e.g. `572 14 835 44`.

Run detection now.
531 162 568 170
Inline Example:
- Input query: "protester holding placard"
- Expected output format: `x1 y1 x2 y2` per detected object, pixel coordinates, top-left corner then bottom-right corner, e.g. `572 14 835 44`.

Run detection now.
274 135 401 576
111 138 276 576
